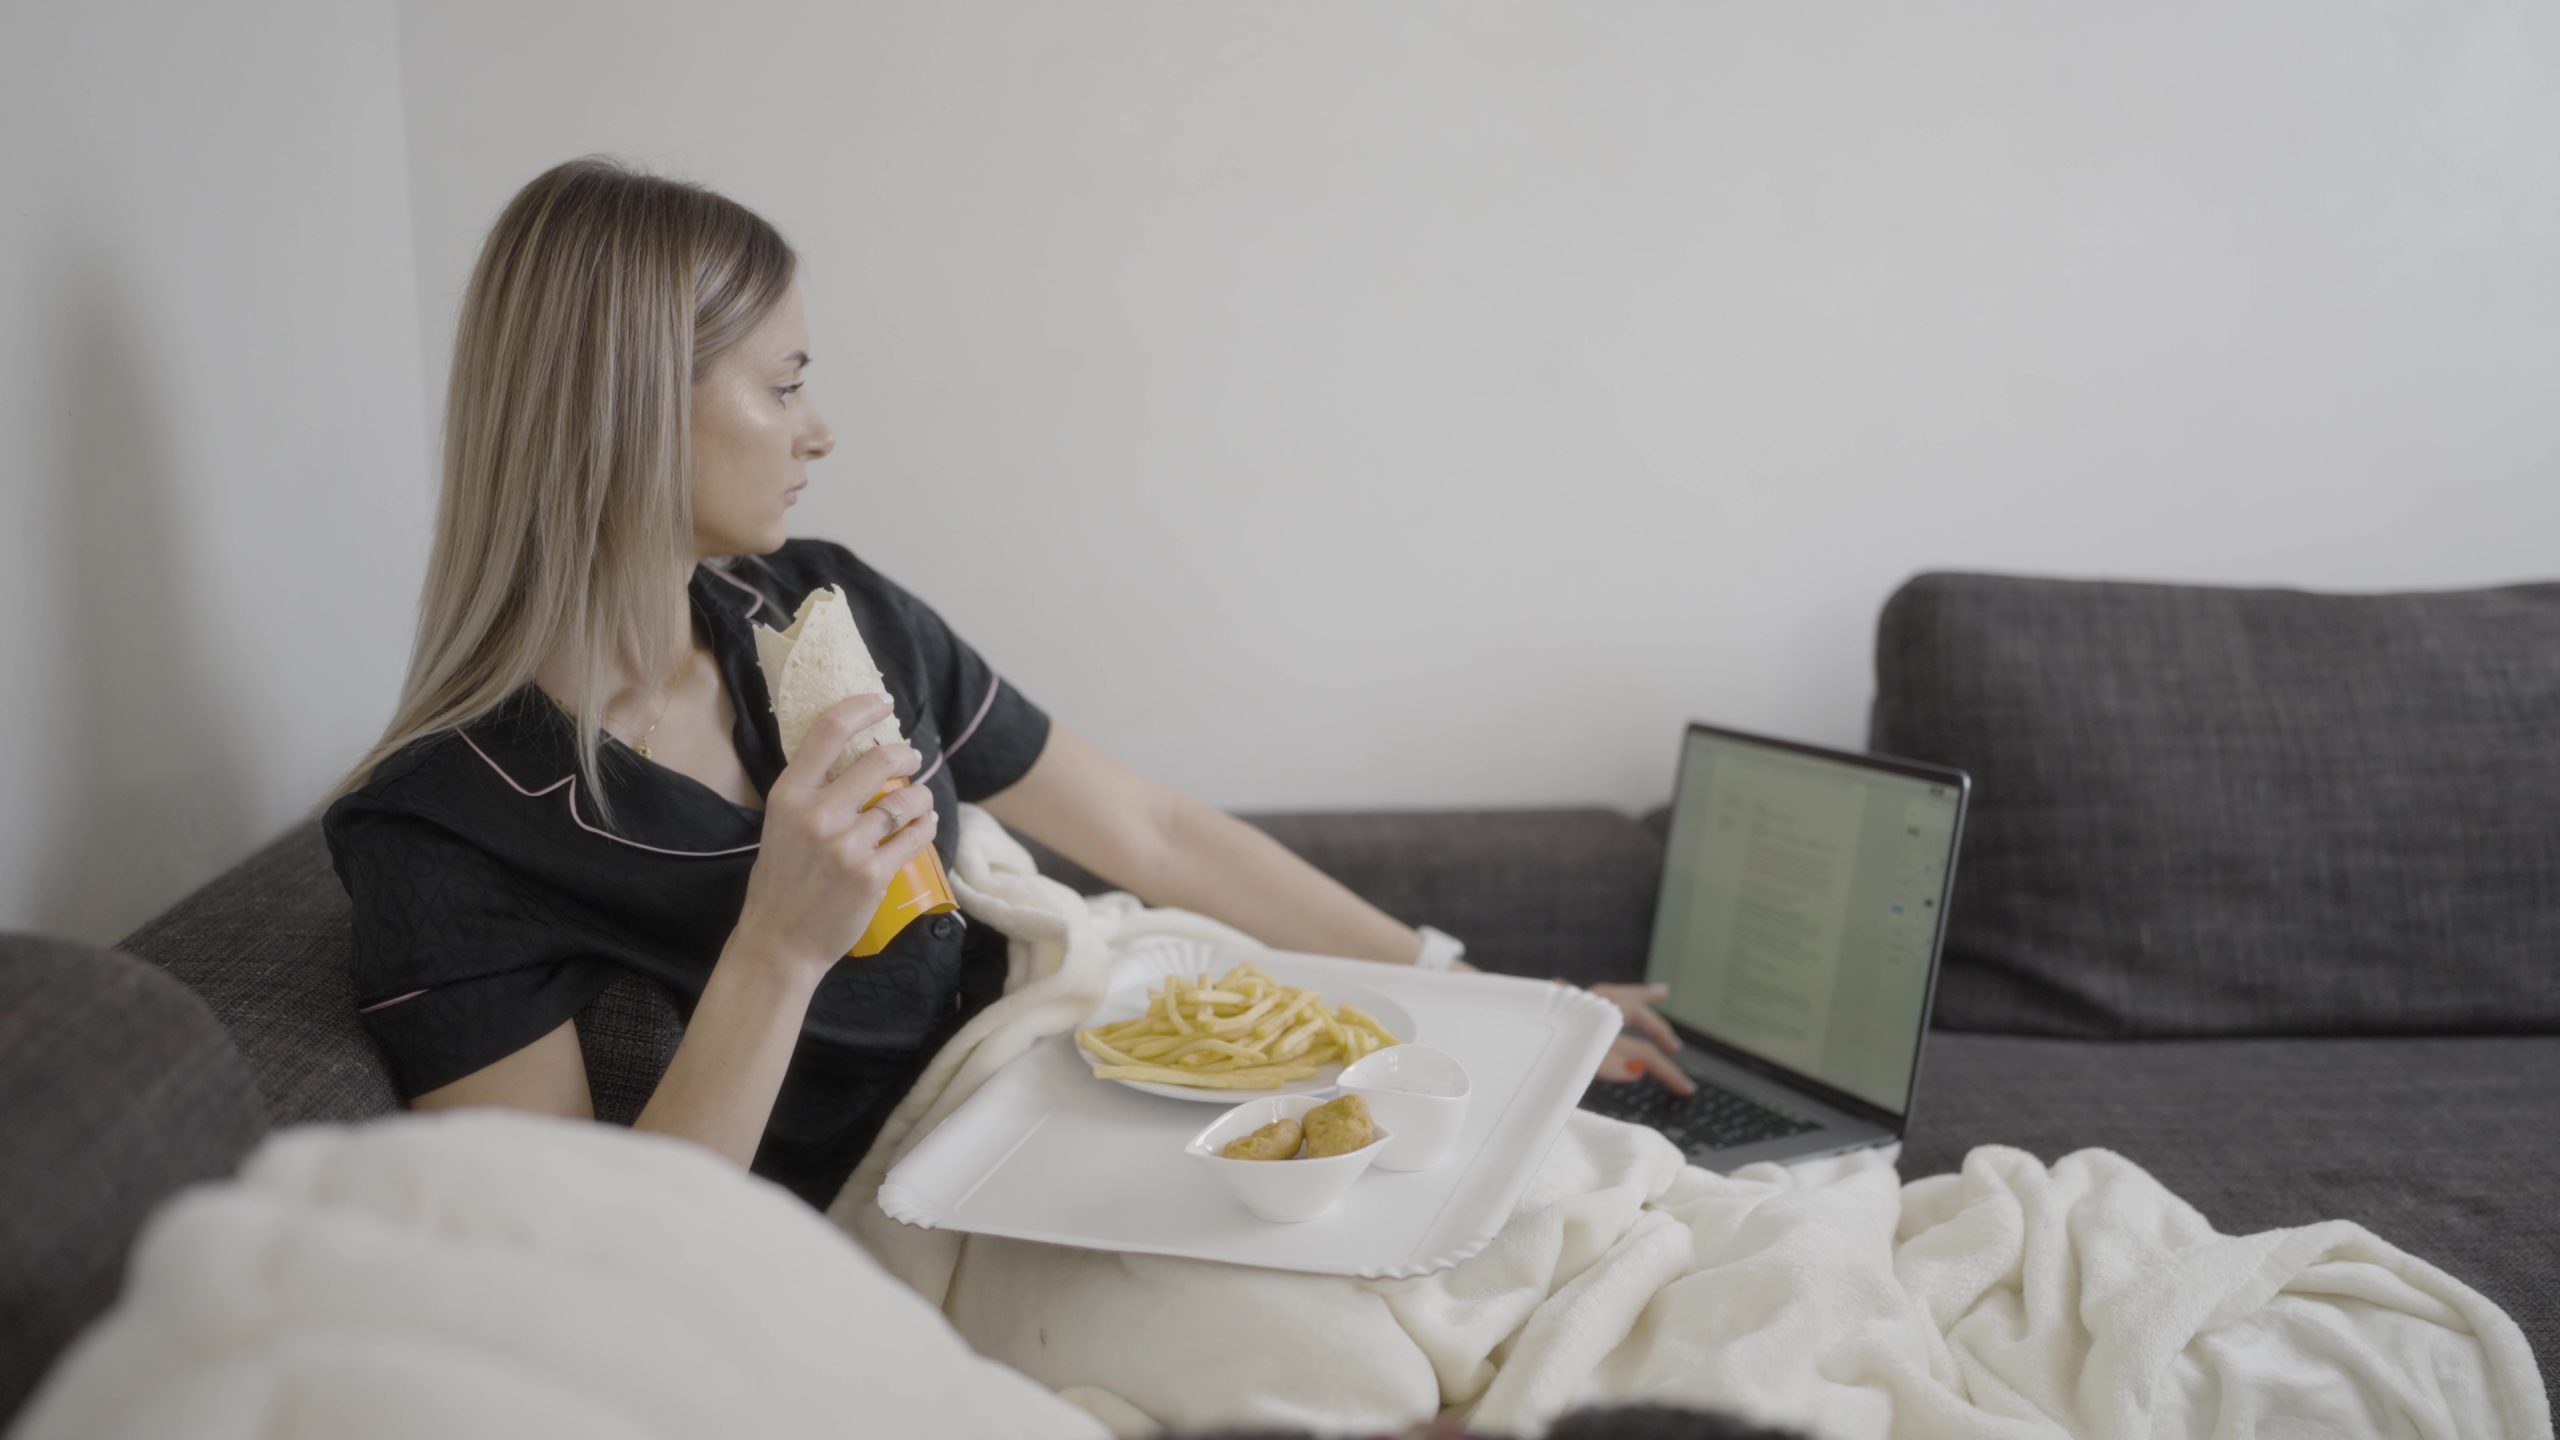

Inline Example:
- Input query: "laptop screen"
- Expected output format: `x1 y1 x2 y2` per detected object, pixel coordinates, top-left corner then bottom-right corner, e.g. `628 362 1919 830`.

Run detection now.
1643 726 1963 1118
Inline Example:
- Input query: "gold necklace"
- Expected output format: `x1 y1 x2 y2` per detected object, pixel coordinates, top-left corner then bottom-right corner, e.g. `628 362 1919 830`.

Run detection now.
619 652 689 759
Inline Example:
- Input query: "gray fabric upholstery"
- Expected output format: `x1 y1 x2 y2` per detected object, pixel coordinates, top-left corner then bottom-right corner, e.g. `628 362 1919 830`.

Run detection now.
1869 572 2560 1038
113 820 723 1129
1899 1030 2559 1382
1017 807 1660 990
578 968 688 1127
117 821 400 1125
0 935 268 1419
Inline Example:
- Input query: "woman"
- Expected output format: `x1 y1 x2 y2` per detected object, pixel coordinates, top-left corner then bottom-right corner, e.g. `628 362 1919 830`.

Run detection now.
318 155 1692 1212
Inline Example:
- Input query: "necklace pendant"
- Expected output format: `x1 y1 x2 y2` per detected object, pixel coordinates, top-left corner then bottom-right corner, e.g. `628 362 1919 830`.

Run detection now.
635 741 651 759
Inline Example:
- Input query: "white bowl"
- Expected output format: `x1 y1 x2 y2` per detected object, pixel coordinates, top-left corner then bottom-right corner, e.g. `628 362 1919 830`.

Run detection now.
1337 1043 1472 1172
1185 1093 1392 1223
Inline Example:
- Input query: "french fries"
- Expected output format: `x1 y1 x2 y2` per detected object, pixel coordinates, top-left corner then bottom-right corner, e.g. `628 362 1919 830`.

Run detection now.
1077 960 1402 1089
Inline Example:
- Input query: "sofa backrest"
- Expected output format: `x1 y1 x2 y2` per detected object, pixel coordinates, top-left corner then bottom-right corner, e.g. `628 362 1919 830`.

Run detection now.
0 935 269 1422
1023 807 1663 992
117 821 693 1127
1870 571 2560 1038
118 823 400 1124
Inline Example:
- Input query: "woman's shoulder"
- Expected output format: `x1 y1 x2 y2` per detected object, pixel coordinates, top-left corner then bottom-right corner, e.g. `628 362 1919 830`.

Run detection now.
322 691 555 847
328 730 465 821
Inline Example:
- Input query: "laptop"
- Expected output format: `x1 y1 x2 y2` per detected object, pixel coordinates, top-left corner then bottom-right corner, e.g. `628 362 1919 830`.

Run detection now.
1580 721 1970 1170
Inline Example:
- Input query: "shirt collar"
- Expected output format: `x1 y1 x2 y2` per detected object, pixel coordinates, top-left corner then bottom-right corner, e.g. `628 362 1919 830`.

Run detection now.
447 564 786 856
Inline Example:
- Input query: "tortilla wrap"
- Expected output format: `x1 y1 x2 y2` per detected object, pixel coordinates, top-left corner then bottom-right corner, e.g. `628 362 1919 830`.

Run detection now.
753 584 905 782
751 582 958 955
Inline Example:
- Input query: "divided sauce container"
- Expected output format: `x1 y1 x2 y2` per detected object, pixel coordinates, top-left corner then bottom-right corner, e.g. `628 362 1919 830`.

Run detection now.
1186 1044 1474 1222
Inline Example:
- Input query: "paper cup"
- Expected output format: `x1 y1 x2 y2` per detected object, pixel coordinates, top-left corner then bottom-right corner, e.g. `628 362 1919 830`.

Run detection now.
848 777 956 957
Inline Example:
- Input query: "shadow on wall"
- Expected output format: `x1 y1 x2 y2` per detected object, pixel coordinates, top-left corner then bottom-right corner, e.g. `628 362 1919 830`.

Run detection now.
31 243 258 944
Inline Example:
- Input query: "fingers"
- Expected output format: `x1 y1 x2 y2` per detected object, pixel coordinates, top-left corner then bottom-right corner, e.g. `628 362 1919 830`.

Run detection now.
782 693 896 791
1601 1038 1696 1095
870 781 937 844
1630 1005 1683 1054
823 784 938 874
817 764 930 841
1593 983 1682 1053
815 734 923 815
882 803 941 859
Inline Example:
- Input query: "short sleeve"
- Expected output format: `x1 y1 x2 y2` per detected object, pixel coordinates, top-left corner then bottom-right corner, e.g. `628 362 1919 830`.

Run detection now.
820 543 1053 804
324 801 619 1100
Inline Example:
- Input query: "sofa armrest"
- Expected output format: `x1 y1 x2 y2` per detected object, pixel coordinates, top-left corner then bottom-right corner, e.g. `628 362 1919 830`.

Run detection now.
0 935 268 1421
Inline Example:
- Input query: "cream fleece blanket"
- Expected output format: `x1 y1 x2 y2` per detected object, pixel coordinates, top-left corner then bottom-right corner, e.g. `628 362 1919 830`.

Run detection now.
840 803 2555 1440
8 1110 1109 1440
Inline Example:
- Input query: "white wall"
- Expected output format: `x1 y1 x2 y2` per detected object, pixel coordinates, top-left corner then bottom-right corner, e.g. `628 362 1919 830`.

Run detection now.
10 2 2557 940
396 1 2560 820
0 0 431 942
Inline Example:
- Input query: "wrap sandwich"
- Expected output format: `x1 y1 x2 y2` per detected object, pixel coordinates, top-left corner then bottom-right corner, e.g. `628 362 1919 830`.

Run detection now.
753 583 957 957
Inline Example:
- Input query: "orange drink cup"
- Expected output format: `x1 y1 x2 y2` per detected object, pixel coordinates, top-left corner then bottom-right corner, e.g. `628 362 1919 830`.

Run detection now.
848 776 956 957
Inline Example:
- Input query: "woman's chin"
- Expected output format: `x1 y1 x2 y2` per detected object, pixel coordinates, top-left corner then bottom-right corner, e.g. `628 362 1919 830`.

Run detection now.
708 524 790 557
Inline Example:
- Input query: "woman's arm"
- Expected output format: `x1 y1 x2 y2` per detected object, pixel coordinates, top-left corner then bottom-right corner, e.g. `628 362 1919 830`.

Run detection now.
1137 799 1428 964
408 936 823 1169
982 721 1695 1092
980 721 1427 963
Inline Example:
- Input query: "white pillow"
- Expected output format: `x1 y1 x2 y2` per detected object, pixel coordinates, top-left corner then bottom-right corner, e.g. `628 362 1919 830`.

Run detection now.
12 1109 1106 1440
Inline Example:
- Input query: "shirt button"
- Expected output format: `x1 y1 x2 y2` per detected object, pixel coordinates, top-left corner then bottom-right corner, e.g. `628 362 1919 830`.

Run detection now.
930 915 956 940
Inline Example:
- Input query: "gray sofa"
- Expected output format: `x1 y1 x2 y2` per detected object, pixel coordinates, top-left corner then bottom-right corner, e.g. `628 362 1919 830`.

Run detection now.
5 571 2554 1426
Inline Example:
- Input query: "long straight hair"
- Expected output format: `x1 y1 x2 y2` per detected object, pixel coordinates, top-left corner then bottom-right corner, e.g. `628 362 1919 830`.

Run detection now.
318 155 796 833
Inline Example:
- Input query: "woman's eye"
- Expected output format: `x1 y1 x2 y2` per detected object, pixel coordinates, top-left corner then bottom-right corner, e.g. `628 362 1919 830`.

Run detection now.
775 384 803 401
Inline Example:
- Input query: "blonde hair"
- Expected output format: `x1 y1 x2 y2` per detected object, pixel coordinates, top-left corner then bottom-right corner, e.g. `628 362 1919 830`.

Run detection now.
318 155 796 833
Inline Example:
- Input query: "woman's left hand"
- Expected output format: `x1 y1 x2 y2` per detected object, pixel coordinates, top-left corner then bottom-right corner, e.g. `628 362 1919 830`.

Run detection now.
1587 983 1696 1095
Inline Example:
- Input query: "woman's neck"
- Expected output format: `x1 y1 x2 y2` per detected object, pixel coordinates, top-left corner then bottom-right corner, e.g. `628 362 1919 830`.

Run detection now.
534 562 706 721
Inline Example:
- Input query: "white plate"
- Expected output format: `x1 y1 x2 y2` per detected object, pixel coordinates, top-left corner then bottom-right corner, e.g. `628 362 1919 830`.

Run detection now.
1077 946 1419 1102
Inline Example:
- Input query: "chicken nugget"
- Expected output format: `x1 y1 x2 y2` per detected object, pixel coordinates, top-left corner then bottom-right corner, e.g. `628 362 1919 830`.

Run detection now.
1300 1094 1375 1157
1219 1117 1305 1161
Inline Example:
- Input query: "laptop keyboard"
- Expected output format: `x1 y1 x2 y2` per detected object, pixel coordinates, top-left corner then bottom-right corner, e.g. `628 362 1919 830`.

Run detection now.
1587 1072 1824 1154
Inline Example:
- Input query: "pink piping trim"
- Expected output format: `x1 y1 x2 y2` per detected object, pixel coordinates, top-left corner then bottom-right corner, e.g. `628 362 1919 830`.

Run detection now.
457 728 765 858
913 677 1000 788
698 562 768 620
359 988 430 1014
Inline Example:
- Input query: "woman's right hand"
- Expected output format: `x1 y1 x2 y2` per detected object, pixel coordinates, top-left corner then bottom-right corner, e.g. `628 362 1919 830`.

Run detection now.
733 693 939 976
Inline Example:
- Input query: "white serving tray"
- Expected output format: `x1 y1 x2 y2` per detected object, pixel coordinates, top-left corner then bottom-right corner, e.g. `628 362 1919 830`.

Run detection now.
877 942 1623 1279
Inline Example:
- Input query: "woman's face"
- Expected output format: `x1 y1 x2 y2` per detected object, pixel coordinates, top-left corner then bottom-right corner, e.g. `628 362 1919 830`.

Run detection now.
689 280 835 558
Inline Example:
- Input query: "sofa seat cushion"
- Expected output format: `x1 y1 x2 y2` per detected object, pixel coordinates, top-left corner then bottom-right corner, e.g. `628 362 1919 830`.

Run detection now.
1900 1029 2558 1388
